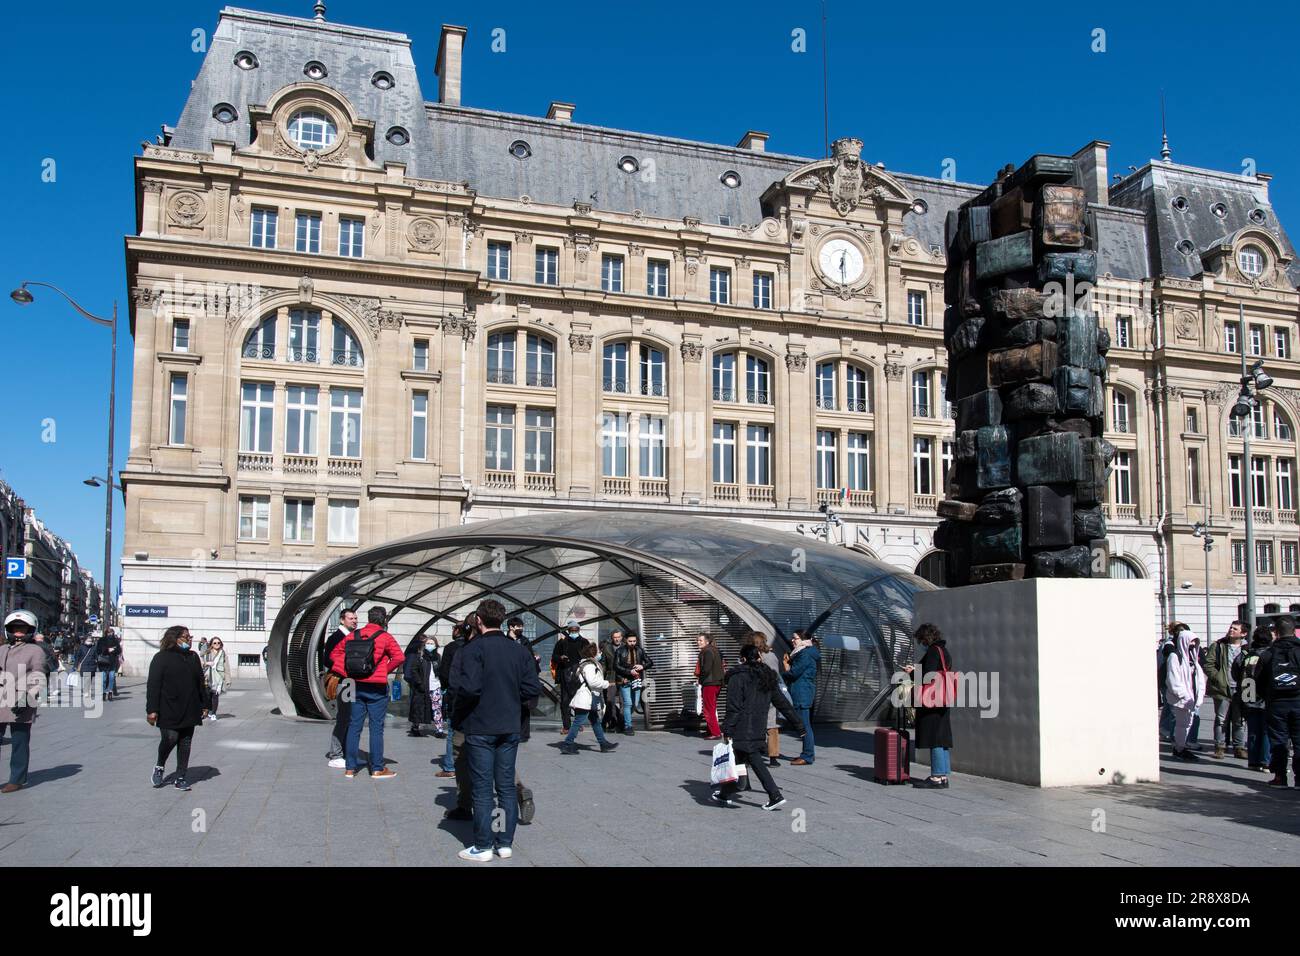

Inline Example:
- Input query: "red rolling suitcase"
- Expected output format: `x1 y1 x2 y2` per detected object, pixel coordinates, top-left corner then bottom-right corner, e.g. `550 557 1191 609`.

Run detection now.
873 709 910 785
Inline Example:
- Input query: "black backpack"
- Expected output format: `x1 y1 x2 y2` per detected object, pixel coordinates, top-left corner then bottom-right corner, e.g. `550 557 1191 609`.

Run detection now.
344 630 378 680
563 659 586 689
1271 644 1300 695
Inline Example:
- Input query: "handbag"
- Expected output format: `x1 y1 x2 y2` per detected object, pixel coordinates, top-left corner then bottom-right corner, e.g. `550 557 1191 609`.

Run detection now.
919 646 958 708
323 672 341 701
710 740 738 786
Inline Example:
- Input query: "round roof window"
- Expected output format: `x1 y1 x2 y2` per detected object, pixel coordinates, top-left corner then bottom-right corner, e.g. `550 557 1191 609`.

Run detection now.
1171 195 1188 212
617 155 639 174
386 126 410 146
720 170 742 188
213 103 239 124
1210 201 1227 219
234 51 259 70
1249 208 1267 224
371 71 394 90
304 60 328 80
912 199 929 215
509 140 532 160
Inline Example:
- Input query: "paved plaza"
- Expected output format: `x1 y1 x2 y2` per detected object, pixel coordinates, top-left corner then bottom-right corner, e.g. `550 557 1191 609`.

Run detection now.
2 676 1297 867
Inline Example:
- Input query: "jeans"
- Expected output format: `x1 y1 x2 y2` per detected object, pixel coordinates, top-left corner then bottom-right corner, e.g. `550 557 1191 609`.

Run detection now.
1245 708 1272 767
466 733 520 850
441 721 456 773
720 748 781 802
1159 702 1174 739
619 684 641 730
328 698 351 758
346 685 389 773
702 685 722 737
795 705 815 762
157 726 194 777
931 746 951 777
100 669 117 695
0 723 32 787
1213 697 1244 748
564 708 608 745
1266 697 1300 779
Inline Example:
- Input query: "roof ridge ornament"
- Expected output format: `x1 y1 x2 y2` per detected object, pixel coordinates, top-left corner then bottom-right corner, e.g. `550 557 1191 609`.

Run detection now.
313 1 326 22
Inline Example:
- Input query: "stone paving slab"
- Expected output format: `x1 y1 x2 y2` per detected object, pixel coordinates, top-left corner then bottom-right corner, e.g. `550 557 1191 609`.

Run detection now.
0 677 1295 867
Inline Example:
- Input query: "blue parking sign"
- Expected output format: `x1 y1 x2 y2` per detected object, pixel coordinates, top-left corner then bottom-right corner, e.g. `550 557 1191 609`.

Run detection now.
4 558 25 580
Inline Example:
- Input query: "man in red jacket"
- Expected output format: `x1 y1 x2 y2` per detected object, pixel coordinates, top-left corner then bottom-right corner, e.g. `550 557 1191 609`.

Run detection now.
329 606 404 778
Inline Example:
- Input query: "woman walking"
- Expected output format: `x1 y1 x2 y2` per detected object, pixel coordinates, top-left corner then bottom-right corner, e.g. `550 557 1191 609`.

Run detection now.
204 638 229 721
905 623 955 788
560 643 619 754
749 633 787 767
147 625 209 791
713 644 803 810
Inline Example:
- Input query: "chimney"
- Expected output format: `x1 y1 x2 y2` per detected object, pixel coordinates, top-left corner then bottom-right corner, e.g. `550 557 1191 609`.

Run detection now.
546 102 575 123
737 130 768 152
436 25 467 107
1071 140 1110 206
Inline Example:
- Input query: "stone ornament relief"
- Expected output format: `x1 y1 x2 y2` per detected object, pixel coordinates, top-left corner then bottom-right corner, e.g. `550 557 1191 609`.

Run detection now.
166 190 207 227
406 217 444 252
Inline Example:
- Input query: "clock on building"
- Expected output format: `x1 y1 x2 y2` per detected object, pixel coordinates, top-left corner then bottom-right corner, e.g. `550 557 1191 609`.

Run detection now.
817 237 865 286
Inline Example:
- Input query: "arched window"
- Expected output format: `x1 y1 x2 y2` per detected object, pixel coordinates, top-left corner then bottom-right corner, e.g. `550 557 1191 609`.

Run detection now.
526 333 554 387
331 319 364 368
639 344 667 396
1238 245 1265 277
713 352 737 402
1110 390 1131 433
243 315 276 359
745 356 771 405
287 109 337 151
487 332 515 384
1273 406 1294 442
815 363 836 410
236 580 266 629
915 551 947 586
1107 556 1143 579
603 342 630 393
288 308 321 363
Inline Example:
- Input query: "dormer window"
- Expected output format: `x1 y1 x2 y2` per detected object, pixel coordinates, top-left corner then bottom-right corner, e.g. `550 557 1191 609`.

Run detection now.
288 109 337 151
303 60 328 80
371 71 394 90
1239 245 1266 277
234 51 259 70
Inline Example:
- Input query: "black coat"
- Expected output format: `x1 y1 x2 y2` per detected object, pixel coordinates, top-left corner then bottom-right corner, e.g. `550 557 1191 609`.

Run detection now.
146 647 209 730
913 641 954 751
551 635 589 690
613 644 654 684
452 630 542 736
403 639 440 725
96 634 123 670
721 663 801 753
438 638 465 715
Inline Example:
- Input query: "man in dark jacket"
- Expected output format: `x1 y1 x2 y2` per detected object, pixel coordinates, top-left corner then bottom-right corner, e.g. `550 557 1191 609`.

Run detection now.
550 620 587 731
600 630 624 730
320 609 358 768
716 644 803 809
696 633 725 739
453 600 541 862
1257 614 1300 787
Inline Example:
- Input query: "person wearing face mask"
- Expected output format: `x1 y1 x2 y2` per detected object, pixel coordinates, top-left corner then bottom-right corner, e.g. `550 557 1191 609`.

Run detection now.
403 634 441 738
1165 626 1207 762
146 625 210 791
550 620 588 732
0 611 52 794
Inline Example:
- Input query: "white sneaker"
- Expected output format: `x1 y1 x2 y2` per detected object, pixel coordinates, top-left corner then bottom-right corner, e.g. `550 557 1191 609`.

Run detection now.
495 847 513 859
327 757 346 769
458 846 493 862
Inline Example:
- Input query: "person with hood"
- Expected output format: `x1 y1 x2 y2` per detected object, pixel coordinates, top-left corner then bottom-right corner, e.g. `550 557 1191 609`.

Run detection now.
1233 625 1274 771
1256 614 1300 787
403 634 440 738
614 632 654 735
696 633 725 739
550 620 588 732
560 642 619 755
1204 621 1247 759
146 624 209 791
1165 626 1207 761
328 606 405 779
782 629 820 765
0 610 52 793
713 643 803 810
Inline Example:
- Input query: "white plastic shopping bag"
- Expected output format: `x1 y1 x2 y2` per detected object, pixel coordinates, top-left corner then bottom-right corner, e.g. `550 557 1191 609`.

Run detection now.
710 740 738 786
694 683 703 716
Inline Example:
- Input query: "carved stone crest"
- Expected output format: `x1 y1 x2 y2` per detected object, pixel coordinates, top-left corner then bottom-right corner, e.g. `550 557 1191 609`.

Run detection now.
441 313 477 342
569 332 593 353
680 340 704 363
826 137 866 216
167 190 207 227
406 217 444 252
1175 309 1199 340
883 360 906 381
784 352 808 372
340 294 403 335
299 275 314 303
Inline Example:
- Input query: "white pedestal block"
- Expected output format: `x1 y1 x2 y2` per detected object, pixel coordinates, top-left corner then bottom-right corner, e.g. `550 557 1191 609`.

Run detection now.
912 578 1160 788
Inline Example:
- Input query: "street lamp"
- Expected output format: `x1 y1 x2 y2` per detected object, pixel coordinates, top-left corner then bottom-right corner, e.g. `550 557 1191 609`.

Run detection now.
10 281 118 631
1192 522 1213 642
1227 303 1272 632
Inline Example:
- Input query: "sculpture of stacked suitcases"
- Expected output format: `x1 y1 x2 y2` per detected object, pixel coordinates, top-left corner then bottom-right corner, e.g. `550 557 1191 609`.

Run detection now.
935 155 1115 585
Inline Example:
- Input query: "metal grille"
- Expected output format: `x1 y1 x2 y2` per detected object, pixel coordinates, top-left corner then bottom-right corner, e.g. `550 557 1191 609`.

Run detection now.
286 602 328 719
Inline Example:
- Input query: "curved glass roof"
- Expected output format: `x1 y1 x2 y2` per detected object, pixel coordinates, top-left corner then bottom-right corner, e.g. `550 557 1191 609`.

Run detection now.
269 512 934 722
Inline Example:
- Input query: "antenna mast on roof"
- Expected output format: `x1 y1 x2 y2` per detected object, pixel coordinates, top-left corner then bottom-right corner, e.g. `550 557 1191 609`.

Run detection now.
821 0 830 158
1159 91 1172 163
313 1 326 22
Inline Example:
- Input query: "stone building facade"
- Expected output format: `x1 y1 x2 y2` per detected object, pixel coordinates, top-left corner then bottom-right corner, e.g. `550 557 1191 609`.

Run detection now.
119 6 1300 671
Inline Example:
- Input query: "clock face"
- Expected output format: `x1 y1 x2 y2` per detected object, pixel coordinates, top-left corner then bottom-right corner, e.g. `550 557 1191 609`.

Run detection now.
818 238 865 285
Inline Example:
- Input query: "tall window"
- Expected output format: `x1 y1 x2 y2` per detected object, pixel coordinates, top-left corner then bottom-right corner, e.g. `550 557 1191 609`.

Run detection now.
941 440 956 487
1250 324 1265 357
295 212 321 253
712 422 736 483
1257 541 1274 575
912 371 932 418
1277 458 1294 511
251 207 277 249
846 366 870 413
524 408 554 473
603 343 630 393
753 272 773 310
329 388 362 457
1252 402 1267 440
288 309 320 363
1274 409 1294 442
243 315 275 359
816 363 836 410
746 356 771 404
638 416 666 479
239 382 274 453
413 338 429 371
1224 322 1239 354
535 247 558 285
1186 448 1201 505
327 499 359 544
647 259 669 297
1231 540 1247 574
1251 456 1269 506
526 334 554 387
1276 328 1290 359
1229 454 1243 508
640 345 666 396
487 333 516 384
746 425 771 486
907 291 927 327
332 320 363 368
338 217 365 258
487 241 511 280
601 254 624 293
238 496 270 540
168 373 187 445
601 412 630 477
283 498 314 543
913 437 933 495
713 353 736 402
1110 391 1130 433
284 385 318 456
236 581 266 629
1112 451 1133 504
485 405 515 471
940 373 952 419
1185 407 1199 433
817 430 837 489
847 432 871 490
709 267 731 305
410 391 428 461
1283 541 1299 576
1116 315 1132 349
173 319 190 353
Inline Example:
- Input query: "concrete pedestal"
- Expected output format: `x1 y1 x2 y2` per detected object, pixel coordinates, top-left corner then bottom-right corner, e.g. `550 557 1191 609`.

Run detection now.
912 578 1159 788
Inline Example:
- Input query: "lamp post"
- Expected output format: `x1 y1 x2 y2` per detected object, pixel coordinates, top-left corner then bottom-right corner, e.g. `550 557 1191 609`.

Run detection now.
1192 522 1213 642
9 282 117 631
1227 303 1274 632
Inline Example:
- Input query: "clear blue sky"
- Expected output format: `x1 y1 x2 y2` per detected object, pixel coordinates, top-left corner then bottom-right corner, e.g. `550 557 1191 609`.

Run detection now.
3 0 1298 598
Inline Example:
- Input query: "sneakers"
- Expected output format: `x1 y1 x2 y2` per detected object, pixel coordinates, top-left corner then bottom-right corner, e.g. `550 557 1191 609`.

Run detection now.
457 846 493 862
1171 749 1200 762
518 786 535 825
371 769 397 780
710 791 739 808
559 742 579 755
328 757 346 769
173 778 191 791
768 758 780 767
495 846 513 859
344 770 357 779
762 797 787 811
599 741 619 753
790 758 811 766
151 766 165 788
